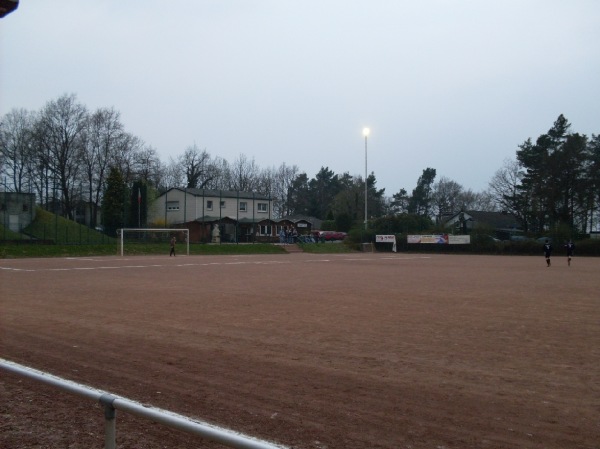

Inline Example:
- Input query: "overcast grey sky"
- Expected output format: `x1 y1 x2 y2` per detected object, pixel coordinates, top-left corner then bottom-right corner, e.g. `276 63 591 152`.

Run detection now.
2 1 599 196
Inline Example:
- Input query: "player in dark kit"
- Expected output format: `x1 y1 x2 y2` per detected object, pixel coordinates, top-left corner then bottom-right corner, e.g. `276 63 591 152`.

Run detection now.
170 236 176 257
543 240 553 267
565 240 575 266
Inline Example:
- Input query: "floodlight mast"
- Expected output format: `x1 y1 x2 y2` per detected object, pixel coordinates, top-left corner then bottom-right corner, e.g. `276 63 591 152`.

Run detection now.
362 128 370 231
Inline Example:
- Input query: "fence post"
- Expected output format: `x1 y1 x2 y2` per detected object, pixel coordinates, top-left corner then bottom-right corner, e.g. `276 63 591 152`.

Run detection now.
99 393 117 449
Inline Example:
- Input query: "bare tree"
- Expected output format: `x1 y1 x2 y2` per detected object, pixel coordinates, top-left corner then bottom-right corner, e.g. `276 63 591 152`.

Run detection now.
134 145 164 187
431 176 463 222
270 162 299 218
112 132 145 185
0 108 36 193
82 107 124 228
178 144 213 189
228 154 259 191
256 166 276 196
457 189 497 212
488 158 524 214
205 156 230 190
35 94 88 219
162 156 185 190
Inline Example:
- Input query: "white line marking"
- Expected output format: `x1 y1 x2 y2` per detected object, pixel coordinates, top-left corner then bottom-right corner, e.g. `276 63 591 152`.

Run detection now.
0 255 433 273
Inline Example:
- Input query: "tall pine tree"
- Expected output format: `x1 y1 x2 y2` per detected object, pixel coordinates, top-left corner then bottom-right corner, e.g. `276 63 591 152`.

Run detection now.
102 166 127 236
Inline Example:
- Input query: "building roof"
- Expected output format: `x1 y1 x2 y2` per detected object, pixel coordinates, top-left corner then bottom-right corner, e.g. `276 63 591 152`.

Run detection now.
281 215 323 229
164 188 271 201
180 216 315 226
445 210 521 230
466 211 521 230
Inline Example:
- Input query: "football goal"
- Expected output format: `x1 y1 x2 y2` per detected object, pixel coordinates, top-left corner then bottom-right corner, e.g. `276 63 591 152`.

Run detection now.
118 228 189 256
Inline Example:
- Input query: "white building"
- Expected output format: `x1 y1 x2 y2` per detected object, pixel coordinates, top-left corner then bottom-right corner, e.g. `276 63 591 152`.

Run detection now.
149 188 275 242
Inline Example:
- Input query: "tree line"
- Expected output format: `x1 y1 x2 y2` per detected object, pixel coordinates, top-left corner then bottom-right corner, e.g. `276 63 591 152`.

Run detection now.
2 94 599 235
490 115 600 235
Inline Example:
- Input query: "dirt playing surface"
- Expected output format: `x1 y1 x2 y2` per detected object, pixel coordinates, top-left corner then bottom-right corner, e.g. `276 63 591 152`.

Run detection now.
1 252 599 449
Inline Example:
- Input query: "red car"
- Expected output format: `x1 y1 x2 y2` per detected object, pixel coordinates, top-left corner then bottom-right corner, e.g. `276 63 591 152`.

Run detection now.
318 231 347 241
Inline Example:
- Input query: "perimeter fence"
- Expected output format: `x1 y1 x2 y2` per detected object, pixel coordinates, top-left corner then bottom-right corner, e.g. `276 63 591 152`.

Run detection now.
0 359 287 449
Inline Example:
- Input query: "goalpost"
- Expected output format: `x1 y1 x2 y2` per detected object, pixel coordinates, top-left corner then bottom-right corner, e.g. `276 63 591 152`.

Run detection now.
118 228 189 256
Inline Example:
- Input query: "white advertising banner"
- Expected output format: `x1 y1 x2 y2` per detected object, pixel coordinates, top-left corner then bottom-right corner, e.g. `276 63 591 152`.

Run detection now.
407 234 448 244
376 234 397 252
407 234 470 244
448 235 470 244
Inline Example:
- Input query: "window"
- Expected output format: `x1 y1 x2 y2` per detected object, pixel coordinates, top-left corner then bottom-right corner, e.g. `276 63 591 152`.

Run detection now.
166 201 179 211
239 201 247 212
260 225 272 235
220 200 226 208
206 200 213 210
257 202 268 213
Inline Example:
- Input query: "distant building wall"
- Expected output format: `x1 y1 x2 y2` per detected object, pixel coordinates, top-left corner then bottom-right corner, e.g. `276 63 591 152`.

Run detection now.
0 192 36 232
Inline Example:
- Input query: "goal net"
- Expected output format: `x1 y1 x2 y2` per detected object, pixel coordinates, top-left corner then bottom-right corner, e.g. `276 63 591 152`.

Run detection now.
118 228 189 256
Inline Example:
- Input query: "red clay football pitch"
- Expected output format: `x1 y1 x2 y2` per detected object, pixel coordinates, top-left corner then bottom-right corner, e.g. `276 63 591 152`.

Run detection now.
1 252 599 449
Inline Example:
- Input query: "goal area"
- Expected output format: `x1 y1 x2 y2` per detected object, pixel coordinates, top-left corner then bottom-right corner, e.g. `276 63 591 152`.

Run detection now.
118 228 189 256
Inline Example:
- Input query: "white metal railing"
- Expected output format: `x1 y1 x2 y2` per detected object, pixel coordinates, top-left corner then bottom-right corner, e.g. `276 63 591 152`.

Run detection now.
0 359 287 449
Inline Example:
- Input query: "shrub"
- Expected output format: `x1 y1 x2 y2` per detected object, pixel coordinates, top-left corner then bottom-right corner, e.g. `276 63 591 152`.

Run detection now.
320 220 336 231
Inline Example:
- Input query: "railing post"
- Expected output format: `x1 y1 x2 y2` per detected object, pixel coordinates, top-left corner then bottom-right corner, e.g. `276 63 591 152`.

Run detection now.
99 393 117 449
